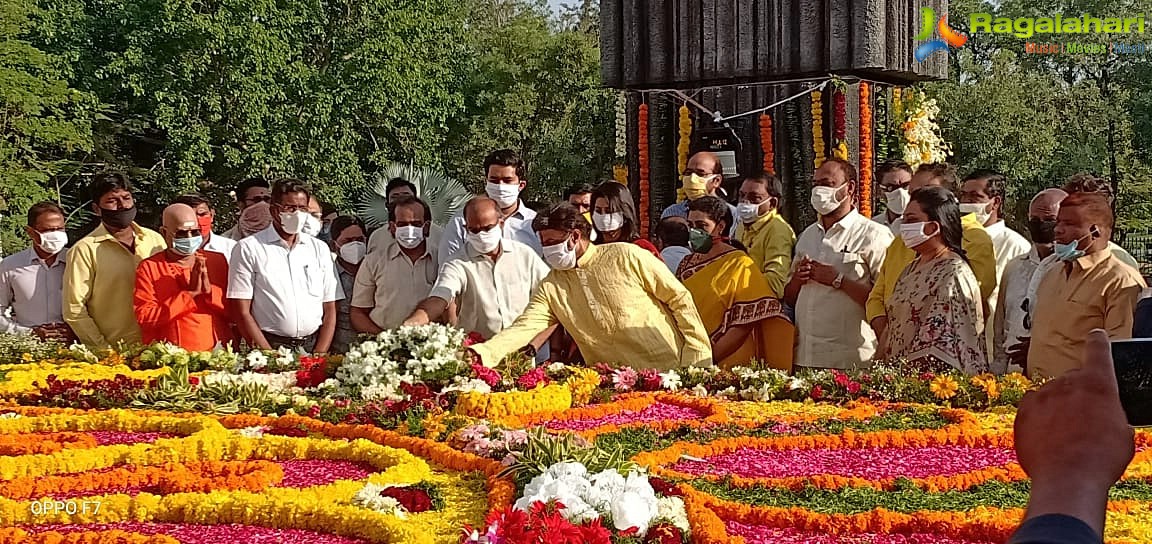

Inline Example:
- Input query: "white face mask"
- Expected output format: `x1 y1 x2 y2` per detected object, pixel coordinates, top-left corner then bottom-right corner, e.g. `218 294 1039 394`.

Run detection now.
395 225 425 249
959 202 992 225
486 182 521 208
37 231 68 255
338 241 366 264
542 237 577 270
736 202 766 223
810 185 846 216
301 214 322 236
884 188 910 215
279 211 311 235
899 221 937 249
592 212 625 232
466 226 503 254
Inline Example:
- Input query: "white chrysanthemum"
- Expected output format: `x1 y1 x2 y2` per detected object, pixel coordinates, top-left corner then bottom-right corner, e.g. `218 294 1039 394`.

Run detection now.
656 496 690 533
353 483 407 518
659 370 681 391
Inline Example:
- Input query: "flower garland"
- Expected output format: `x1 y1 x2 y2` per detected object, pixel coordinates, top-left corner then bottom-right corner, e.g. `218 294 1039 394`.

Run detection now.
831 86 849 161
497 393 739 440
759 114 774 175
811 89 826 168
614 91 627 159
638 101 650 238
677 105 691 174
899 88 951 167
859 82 874 217
0 361 167 397
454 383 573 420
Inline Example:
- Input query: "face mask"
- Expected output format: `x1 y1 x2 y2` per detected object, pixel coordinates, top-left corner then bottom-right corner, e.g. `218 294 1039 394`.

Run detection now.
486 182 521 208
318 223 332 242
688 228 714 253
37 231 68 255
467 226 503 254
884 188 910 215
1027 218 1057 245
279 211 310 235
302 215 322 237
899 221 937 249
810 186 846 216
172 235 203 256
592 212 625 232
1054 230 1095 262
542 237 577 270
395 225 425 249
681 173 713 201
959 202 992 225
197 215 213 238
100 207 137 229
338 241 366 264
736 202 766 223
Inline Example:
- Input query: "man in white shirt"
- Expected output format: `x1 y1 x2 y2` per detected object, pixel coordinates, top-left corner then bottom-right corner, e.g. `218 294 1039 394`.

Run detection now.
227 179 342 353
222 178 270 240
352 196 439 333
0 202 74 343
871 159 913 234
174 193 236 264
439 149 543 263
784 159 894 369
404 197 554 359
994 188 1065 373
367 177 443 255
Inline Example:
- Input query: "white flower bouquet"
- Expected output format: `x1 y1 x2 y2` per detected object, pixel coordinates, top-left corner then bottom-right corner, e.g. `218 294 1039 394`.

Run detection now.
336 324 466 401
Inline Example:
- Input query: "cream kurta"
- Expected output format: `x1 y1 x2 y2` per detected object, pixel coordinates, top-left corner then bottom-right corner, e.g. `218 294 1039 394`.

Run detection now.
470 243 713 370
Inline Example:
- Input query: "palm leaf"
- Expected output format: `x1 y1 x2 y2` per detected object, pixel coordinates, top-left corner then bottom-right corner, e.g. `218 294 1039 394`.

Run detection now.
358 163 474 227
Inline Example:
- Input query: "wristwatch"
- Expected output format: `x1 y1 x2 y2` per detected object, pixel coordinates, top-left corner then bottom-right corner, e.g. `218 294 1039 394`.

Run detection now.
831 273 844 289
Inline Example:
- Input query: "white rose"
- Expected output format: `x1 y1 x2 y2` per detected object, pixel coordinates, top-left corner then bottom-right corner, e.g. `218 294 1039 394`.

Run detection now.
610 490 658 534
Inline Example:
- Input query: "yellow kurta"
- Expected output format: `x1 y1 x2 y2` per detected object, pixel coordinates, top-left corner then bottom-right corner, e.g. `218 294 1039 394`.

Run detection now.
678 249 794 371
470 243 712 370
63 223 167 348
866 213 997 322
734 210 795 299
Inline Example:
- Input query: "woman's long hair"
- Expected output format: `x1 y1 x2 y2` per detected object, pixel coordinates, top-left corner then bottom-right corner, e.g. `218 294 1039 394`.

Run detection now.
910 186 967 261
590 181 641 243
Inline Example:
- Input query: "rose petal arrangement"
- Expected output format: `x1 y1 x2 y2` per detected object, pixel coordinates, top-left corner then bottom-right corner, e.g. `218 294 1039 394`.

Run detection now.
0 328 1150 543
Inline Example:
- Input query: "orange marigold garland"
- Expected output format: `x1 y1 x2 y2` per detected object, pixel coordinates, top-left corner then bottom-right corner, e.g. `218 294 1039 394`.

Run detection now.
759 114 774 175
638 102 650 238
811 89 826 168
859 82 874 217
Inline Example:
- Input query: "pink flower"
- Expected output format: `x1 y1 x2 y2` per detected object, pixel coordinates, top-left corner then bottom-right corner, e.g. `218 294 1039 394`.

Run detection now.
612 368 638 392
464 331 486 347
810 385 824 400
846 381 862 394
471 363 501 387
638 368 663 391
832 371 850 387
517 367 550 389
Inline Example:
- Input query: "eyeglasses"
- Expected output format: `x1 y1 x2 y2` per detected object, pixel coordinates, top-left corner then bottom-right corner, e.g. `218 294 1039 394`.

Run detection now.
276 204 309 213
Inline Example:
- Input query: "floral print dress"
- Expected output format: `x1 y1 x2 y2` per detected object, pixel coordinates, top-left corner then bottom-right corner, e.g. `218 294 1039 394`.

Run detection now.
884 253 988 374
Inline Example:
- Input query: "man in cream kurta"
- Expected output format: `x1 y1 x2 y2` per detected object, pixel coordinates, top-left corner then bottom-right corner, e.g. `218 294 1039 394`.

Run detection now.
468 203 712 370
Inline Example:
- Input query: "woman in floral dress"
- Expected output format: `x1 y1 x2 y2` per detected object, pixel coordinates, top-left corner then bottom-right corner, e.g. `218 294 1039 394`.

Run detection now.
882 186 987 374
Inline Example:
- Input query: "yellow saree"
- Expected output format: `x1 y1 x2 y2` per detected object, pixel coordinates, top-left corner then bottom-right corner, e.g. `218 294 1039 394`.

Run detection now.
677 249 794 371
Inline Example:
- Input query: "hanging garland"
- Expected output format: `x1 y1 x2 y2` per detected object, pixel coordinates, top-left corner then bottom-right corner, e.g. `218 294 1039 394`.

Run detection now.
676 104 692 202
614 92 628 159
832 85 849 161
759 114 775 175
811 90 826 168
613 164 628 185
859 83 874 218
638 102 650 238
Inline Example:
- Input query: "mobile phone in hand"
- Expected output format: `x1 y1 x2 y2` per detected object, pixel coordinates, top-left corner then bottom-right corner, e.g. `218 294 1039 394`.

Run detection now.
1109 339 1152 427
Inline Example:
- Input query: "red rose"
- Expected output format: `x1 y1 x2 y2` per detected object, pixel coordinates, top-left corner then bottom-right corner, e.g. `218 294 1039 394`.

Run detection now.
188 376 200 385
810 385 824 400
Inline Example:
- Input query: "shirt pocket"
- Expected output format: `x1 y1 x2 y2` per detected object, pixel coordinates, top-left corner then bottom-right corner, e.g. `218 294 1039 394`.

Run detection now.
836 252 868 282
302 265 324 298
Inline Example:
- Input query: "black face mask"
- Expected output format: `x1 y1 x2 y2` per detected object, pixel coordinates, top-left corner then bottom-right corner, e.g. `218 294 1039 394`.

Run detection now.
1027 218 1057 245
100 207 137 229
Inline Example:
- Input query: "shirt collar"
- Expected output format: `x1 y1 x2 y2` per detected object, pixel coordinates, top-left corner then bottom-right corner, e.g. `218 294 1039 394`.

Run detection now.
24 248 65 267
984 220 1006 238
386 240 431 261
1027 246 1045 264
744 208 781 232
817 209 862 234
511 203 537 222
464 238 511 260
89 222 146 243
1073 248 1113 271
576 242 600 268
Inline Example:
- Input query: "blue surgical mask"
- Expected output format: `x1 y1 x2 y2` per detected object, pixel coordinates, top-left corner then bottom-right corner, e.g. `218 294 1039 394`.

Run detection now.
172 235 203 256
1053 230 1094 262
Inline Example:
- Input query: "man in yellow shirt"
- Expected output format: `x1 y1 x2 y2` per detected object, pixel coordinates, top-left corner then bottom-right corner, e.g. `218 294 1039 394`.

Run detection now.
64 173 167 348
735 172 795 298
867 163 997 342
467 203 712 370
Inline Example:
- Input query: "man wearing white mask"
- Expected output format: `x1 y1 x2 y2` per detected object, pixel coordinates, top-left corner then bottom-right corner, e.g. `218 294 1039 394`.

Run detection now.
0 202 75 344
734 172 795 298
302 196 325 238
466 203 712 370
404 197 555 360
439 149 543 263
873 159 913 233
228 179 343 353
784 159 893 369
328 216 367 353
352 196 439 333
661 151 738 236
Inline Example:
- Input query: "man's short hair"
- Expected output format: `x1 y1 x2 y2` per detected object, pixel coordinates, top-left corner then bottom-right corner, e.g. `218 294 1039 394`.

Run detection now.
531 202 591 237
173 193 209 209
875 159 913 182
271 178 312 203
1062 173 1113 199
385 177 418 198
27 201 65 227
235 178 269 200
330 215 366 241
655 217 690 248
914 163 959 190
564 183 596 199
88 172 132 203
484 149 527 180
387 195 430 222
962 169 1007 199
1059 192 1114 231
741 172 784 198
823 158 858 185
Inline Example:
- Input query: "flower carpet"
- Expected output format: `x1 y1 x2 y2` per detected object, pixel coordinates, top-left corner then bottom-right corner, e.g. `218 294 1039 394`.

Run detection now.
0 329 1150 543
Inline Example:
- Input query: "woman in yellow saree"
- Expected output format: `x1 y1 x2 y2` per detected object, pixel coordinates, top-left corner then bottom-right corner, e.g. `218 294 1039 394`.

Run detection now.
677 196 795 371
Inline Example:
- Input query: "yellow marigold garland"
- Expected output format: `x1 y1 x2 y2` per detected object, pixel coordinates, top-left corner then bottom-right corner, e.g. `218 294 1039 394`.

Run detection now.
454 383 573 420
811 90 826 168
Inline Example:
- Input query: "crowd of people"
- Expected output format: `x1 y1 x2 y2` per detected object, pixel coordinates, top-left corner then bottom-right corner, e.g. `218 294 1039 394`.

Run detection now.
0 149 1147 382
